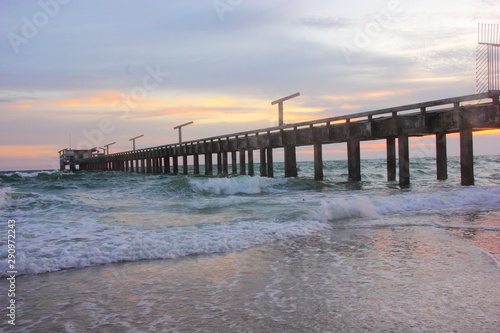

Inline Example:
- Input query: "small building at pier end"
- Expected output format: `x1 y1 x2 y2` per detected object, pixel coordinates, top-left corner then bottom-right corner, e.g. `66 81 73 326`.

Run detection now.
59 148 102 171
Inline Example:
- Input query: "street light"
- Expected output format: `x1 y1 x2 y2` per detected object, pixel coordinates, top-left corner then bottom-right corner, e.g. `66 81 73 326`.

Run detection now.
129 134 144 151
271 92 300 127
174 121 194 143
103 142 116 155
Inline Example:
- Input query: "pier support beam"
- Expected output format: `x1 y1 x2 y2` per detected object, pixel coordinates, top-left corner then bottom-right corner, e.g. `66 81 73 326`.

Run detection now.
260 149 267 177
183 155 188 175
193 154 199 175
459 105 474 186
231 151 237 175
267 148 274 178
222 152 228 176
156 158 161 174
164 156 170 174
436 132 448 180
347 138 361 181
172 156 179 175
205 153 213 176
460 128 474 186
314 142 323 181
217 152 223 176
284 145 298 178
239 150 246 175
398 134 410 187
248 150 254 176
387 137 396 182
153 158 159 174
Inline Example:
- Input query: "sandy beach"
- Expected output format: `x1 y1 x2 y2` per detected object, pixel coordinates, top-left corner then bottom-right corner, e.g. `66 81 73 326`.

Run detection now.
3 211 499 332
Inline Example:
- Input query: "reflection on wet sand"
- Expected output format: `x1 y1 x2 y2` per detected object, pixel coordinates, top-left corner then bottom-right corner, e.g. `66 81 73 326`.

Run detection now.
4 212 499 332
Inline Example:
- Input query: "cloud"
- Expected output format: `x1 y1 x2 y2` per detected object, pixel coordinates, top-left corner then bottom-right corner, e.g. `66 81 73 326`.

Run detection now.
294 15 352 30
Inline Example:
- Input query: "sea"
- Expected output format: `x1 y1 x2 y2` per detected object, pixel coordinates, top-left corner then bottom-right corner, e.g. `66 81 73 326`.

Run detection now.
0 156 499 332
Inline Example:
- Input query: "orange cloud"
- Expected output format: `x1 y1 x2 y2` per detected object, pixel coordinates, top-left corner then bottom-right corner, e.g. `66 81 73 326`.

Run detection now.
46 90 166 108
1 145 58 159
322 88 416 102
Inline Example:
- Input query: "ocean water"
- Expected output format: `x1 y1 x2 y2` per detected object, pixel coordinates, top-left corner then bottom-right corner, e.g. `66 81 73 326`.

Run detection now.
1 156 499 277
1 156 500 331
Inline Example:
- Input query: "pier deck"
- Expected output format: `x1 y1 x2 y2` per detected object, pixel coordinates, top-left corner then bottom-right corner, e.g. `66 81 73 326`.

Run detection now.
74 91 500 186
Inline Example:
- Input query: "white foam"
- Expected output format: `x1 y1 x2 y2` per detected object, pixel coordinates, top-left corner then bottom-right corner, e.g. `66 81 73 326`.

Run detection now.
316 196 380 222
0 187 12 208
0 218 329 276
4 170 57 178
189 176 288 195
316 186 500 222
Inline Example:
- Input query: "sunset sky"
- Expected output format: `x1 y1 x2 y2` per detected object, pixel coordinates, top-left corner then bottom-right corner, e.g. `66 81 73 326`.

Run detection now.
1 0 499 171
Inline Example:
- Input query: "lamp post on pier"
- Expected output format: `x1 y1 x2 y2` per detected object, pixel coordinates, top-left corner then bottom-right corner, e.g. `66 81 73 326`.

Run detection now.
174 121 194 143
129 135 144 151
103 142 116 155
271 92 300 127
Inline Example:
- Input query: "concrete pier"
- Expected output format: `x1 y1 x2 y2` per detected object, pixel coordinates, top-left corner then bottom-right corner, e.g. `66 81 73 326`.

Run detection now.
436 132 447 180
76 91 500 187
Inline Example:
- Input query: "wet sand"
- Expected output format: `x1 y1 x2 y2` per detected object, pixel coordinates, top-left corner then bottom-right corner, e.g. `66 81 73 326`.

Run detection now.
2 213 499 332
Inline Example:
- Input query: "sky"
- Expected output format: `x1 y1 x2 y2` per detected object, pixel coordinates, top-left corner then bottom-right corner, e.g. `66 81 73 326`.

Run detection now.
0 0 499 171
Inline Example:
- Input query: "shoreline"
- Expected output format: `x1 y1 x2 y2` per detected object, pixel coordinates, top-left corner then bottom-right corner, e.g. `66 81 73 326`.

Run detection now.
2 212 499 332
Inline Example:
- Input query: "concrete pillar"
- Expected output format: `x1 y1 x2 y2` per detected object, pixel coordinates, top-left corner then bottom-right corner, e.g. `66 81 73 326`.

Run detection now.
240 150 246 175
173 156 179 175
284 145 298 178
223 152 229 176
156 157 161 174
146 157 152 174
164 156 170 174
386 137 396 182
436 132 448 180
267 148 274 178
398 134 410 187
217 152 223 176
460 128 474 186
347 138 361 181
153 158 158 174
314 142 323 181
231 151 238 175
248 149 254 176
205 153 213 176
183 155 189 175
459 105 474 186
193 154 200 175
260 149 267 177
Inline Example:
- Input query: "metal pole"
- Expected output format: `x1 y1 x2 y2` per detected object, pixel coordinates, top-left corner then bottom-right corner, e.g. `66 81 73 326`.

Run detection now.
129 135 144 151
174 121 194 143
271 92 300 127
104 142 116 155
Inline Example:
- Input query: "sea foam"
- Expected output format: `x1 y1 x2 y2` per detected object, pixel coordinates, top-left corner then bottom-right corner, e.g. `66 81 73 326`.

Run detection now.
315 186 500 222
0 219 328 276
0 187 12 208
189 176 287 195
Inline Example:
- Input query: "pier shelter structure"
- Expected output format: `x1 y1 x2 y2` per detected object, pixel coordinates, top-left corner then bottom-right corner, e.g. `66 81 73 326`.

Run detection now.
59 148 102 171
